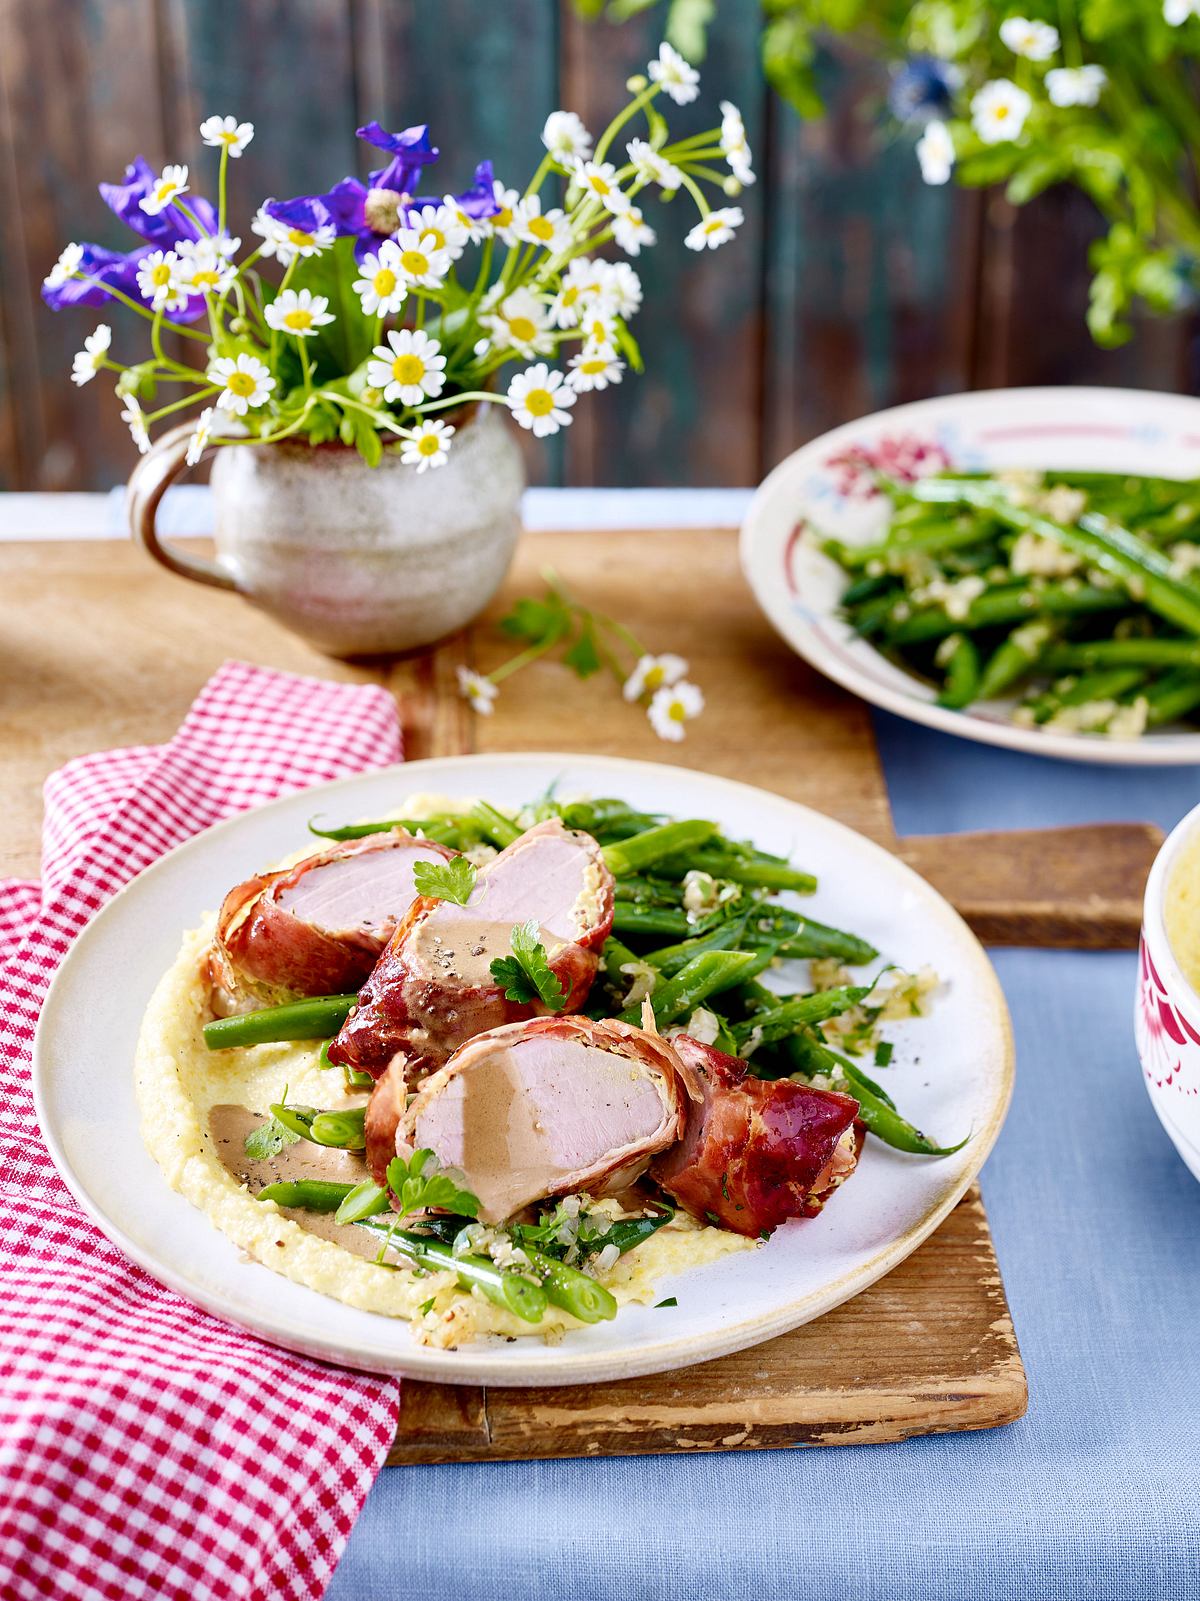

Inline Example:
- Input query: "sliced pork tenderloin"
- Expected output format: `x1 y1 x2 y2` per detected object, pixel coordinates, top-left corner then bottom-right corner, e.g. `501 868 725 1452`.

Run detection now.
369 1014 697 1224
209 831 455 1009
652 1035 862 1237
327 817 614 1082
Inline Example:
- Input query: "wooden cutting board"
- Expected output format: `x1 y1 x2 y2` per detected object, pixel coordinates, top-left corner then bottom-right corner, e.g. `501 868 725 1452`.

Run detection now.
0 527 1163 1460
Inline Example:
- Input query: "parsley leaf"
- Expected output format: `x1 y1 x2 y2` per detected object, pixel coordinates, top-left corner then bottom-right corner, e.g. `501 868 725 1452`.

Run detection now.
489 919 568 1011
244 1116 301 1162
385 1149 480 1222
655 1297 678 1308
412 855 477 906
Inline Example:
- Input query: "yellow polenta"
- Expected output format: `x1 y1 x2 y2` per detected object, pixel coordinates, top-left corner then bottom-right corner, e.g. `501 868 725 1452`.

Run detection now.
1166 824 1200 998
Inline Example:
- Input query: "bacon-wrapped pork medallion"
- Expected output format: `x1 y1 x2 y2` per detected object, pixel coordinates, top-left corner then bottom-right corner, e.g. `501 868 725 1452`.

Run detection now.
327 818 614 1081
652 1036 862 1237
365 1014 699 1223
209 831 454 1008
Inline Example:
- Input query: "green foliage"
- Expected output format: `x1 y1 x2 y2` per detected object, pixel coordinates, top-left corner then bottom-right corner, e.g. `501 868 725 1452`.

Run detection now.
412 855 478 905
385 1149 481 1220
490 919 570 1010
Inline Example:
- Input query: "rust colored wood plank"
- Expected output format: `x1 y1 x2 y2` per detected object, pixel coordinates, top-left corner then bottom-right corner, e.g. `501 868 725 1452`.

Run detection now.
387 1187 1026 1463
898 822 1163 949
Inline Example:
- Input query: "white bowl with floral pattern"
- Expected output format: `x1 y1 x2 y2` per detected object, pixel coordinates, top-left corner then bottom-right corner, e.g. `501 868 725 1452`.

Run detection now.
740 386 1200 766
1137 802 1200 1183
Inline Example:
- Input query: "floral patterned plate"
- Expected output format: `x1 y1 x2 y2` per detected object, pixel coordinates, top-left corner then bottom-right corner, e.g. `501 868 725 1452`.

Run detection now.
740 386 1200 766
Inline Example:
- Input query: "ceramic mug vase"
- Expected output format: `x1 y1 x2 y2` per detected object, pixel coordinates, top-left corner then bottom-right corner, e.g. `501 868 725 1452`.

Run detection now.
126 403 525 657
1136 799 1200 1185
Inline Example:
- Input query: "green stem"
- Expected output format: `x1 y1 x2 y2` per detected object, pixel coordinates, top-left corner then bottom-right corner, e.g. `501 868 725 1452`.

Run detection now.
594 84 660 164
144 384 221 424
70 274 211 341
218 146 229 235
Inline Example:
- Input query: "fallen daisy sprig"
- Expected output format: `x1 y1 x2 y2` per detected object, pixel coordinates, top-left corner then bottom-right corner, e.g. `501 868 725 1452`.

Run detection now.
41 38 749 470
456 574 704 741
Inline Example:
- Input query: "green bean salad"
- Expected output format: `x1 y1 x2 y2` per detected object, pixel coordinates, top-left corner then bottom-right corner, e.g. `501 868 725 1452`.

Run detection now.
823 468 1200 737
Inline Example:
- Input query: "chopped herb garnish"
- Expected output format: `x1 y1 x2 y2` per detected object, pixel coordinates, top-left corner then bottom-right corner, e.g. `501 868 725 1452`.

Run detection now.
759 1228 771 1241
418 1296 437 1316
704 1210 721 1227
720 1171 730 1200
243 1114 300 1162
412 855 477 906
386 1148 480 1222
874 1040 895 1067
490 918 568 1011
655 1297 678 1308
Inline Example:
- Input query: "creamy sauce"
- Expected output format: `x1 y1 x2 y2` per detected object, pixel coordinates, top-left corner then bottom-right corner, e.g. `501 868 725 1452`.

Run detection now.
407 912 564 989
410 1039 669 1222
1166 826 1200 995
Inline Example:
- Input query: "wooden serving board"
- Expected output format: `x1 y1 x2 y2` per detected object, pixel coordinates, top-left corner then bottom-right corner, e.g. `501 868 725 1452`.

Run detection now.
0 527 1164 1461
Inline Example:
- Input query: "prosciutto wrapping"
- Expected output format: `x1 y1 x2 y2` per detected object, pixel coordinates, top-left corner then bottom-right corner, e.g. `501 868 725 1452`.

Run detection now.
327 818 614 1082
366 1014 699 1223
652 1036 862 1237
210 831 454 1006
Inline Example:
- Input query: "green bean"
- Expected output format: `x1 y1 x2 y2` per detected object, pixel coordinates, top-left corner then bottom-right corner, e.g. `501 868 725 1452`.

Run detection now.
334 1180 391 1225
840 572 898 607
307 815 462 845
779 1030 897 1108
911 479 1200 636
558 799 664 839
887 582 1127 645
613 875 684 907
601 936 644 986
620 950 760 1027
1042 638 1200 671
766 925 878 966
590 1209 675 1255
976 620 1055 700
1027 667 1146 724
256 1180 355 1212
523 1247 618 1323
825 516 992 570
644 915 752 976
203 994 357 1051
354 1220 547 1323
774 1032 963 1152
935 633 981 709
654 848 817 894
1145 670 1200 727
308 1107 367 1150
730 984 871 1049
470 799 522 848
610 904 698 940
602 819 718 877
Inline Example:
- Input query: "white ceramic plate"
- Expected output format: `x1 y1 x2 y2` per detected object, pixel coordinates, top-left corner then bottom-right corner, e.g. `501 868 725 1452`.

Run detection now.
740 386 1200 766
33 753 1013 1386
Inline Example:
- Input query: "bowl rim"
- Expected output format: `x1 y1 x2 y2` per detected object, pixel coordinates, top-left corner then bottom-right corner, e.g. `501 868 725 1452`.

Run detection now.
1143 798 1200 1025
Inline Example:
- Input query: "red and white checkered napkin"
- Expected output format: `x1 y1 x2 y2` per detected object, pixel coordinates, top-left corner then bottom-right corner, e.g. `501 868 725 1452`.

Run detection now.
0 662 404 1601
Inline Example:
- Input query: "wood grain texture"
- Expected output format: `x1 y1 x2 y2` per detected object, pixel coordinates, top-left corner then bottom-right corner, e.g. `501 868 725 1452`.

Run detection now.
387 1188 1026 1463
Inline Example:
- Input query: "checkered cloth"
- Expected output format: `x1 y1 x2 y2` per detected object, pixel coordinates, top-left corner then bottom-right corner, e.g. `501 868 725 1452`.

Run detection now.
0 663 404 1601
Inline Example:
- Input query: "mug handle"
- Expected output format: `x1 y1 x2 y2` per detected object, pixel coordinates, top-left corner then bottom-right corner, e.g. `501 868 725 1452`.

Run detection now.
126 420 238 592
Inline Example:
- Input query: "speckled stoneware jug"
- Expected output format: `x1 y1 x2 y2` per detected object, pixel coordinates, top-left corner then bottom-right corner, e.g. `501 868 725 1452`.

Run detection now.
126 404 525 657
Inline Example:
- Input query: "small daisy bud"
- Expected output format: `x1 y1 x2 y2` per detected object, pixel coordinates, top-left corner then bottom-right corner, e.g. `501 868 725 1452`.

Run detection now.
115 371 138 396
723 176 742 197
362 386 382 405
625 74 648 92
229 316 248 335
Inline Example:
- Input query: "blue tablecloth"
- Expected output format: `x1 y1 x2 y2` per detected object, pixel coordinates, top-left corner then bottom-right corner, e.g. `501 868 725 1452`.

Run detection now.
327 714 1200 1601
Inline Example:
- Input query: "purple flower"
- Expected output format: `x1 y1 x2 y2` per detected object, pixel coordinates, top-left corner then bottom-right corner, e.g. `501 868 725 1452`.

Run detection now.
356 121 439 195
40 240 207 320
415 160 498 219
262 193 338 237
98 156 217 245
888 57 962 125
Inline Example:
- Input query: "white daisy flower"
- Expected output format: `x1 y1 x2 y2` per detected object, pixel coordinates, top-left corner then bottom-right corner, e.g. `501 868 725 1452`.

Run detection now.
264 287 335 338
135 249 189 312
506 363 577 437
446 194 492 245
542 109 593 164
626 138 682 191
612 205 655 256
45 242 83 288
513 196 573 254
623 652 688 702
406 201 470 261
719 101 755 186
185 406 217 466
549 267 594 329
647 679 704 741
366 328 447 406
916 120 955 185
595 260 642 318
70 324 111 387
571 158 629 216
486 181 523 246
352 240 408 316
575 299 620 349
401 418 455 473
456 665 498 714
648 41 700 105
392 228 453 288
482 287 555 357
567 343 624 393
1045 65 1107 106
250 207 335 264
1165 0 1200 21
972 79 1033 143
209 352 275 415
999 16 1060 59
120 393 151 455
685 206 743 252
199 115 254 156
175 235 238 295
138 164 189 216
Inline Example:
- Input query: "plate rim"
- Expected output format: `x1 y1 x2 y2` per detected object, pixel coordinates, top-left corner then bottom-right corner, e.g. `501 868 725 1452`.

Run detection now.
32 750 1015 1385
739 384 1200 768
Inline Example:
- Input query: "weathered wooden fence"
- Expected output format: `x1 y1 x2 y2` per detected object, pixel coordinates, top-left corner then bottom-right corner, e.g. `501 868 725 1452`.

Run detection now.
0 0 1195 493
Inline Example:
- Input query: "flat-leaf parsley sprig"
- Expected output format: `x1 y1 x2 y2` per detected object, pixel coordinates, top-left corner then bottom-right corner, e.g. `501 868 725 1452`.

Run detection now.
412 855 478 905
490 919 570 1011
456 571 704 742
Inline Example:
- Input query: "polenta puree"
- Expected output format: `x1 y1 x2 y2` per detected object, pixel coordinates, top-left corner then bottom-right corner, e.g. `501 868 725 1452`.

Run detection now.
1165 826 1200 994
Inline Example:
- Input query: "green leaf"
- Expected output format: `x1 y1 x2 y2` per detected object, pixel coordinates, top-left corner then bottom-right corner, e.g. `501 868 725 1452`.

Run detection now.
385 1148 480 1221
291 236 375 381
244 1114 301 1161
351 407 383 468
489 918 569 1011
665 0 714 62
412 855 478 905
612 318 644 376
563 621 602 678
500 595 571 644
655 1296 678 1308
